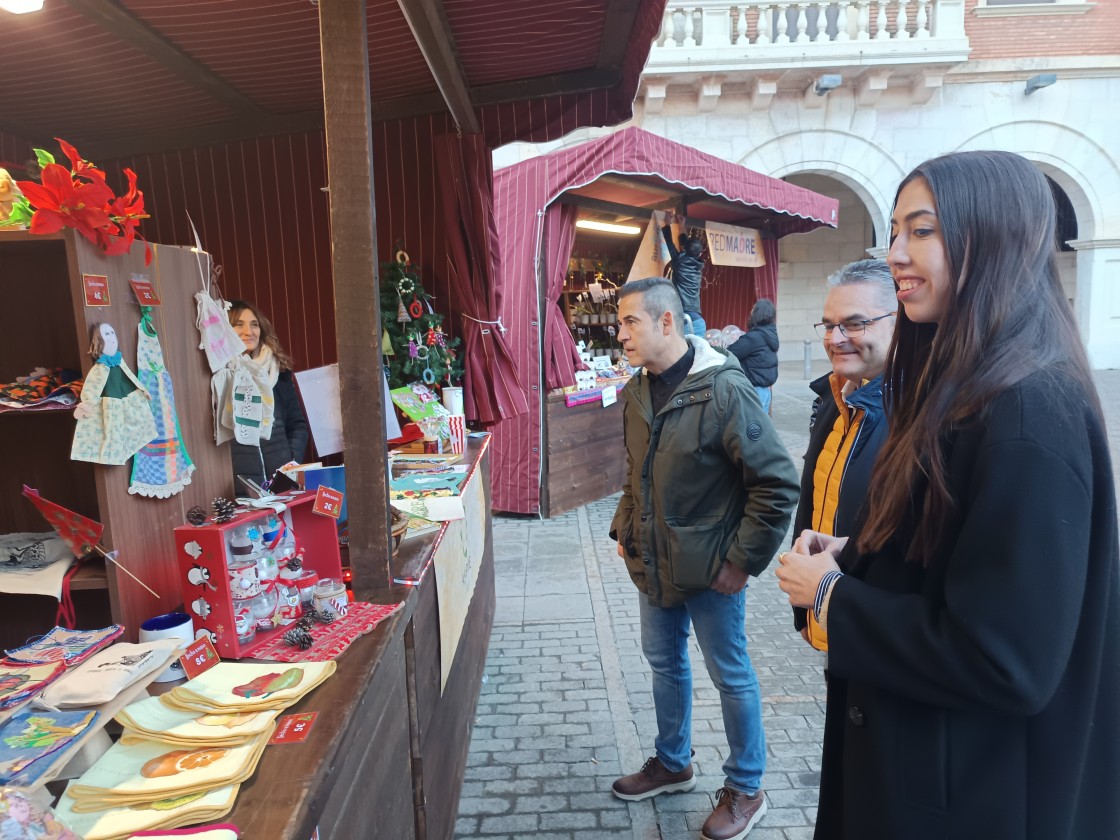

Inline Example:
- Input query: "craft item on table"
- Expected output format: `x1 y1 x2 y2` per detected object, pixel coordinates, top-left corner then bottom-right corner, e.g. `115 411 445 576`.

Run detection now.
160 661 335 714
190 216 243 374
71 323 158 466
0 367 82 413
447 414 466 455
129 825 240 839
130 309 196 498
389 383 451 441
35 640 180 711
252 602 403 663
0 533 71 572
0 786 80 840
390 469 467 500
0 709 98 785
3 625 123 667
391 494 466 523
211 498 237 524
281 626 313 650
186 506 209 527
116 697 278 748
0 661 66 710
53 783 238 840
63 727 269 807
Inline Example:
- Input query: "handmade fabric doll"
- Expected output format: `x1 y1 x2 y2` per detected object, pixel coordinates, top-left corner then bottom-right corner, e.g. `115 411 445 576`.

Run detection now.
71 323 157 465
129 308 196 497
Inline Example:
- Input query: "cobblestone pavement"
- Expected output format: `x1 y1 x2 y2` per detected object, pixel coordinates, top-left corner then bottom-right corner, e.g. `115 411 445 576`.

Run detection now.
456 365 1120 840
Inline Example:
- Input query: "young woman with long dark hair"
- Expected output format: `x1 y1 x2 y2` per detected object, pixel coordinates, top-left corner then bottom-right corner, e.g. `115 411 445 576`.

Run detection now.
776 151 1119 839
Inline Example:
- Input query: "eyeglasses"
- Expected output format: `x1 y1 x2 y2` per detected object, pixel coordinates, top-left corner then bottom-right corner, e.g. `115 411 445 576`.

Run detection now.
813 312 896 339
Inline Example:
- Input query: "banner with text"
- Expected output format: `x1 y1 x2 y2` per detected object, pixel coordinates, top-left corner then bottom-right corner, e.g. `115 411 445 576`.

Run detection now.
705 221 765 268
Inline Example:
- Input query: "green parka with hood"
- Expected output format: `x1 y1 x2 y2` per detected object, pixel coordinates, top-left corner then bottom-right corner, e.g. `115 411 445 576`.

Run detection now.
610 336 799 607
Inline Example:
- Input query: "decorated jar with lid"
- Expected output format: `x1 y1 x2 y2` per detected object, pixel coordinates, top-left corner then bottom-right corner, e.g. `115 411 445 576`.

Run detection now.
312 578 348 619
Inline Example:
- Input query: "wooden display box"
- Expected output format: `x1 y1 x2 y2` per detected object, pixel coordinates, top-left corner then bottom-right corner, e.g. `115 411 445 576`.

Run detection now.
173 492 342 658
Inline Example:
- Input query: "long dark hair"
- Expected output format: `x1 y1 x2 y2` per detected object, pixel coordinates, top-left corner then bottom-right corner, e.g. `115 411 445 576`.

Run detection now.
857 151 1100 564
228 300 294 371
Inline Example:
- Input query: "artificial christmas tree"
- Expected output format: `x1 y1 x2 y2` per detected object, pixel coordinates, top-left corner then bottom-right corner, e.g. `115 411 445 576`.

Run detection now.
379 249 464 391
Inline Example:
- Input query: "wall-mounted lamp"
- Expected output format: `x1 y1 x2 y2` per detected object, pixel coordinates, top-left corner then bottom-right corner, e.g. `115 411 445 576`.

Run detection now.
1025 74 1056 96
813 74 843 96
0 0 44 12
575 220 642 236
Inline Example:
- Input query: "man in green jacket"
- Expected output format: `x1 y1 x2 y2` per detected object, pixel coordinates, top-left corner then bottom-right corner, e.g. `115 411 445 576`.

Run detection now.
609 278 799 840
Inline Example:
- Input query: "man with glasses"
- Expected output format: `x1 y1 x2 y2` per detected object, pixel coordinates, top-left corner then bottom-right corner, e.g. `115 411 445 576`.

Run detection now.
792 259 896 652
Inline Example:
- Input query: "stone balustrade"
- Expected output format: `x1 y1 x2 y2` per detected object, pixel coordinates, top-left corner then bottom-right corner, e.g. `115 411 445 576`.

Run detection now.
648 0 969 71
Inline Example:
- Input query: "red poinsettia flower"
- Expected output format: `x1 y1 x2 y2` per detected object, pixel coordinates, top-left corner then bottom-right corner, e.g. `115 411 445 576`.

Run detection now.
17 163 113 243
57 137 107 183
102 168 152 263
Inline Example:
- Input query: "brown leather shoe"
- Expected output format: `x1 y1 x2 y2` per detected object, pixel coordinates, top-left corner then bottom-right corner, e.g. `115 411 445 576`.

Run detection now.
611 755 696 801
701 787 768 840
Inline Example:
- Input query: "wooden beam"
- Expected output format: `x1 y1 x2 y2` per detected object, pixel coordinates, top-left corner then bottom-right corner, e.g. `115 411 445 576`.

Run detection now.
319 0 392 590
473 67 622 107
597 0 642 69
558 193 673 220
60 0 267 118
396 0 481 135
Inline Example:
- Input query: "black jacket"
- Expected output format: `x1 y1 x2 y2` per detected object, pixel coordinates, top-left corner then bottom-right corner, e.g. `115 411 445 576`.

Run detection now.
661 225 703 314
792 373 886 632
230 370 309 487
816 369 1120 839
727 324 779 387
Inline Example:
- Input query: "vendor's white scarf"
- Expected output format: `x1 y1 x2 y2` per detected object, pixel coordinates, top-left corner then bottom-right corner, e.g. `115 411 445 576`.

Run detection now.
212 344 279 447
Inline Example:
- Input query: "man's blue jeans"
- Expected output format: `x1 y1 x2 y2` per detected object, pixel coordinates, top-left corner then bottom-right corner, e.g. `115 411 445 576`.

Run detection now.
638 586 765 794
684 312 707 337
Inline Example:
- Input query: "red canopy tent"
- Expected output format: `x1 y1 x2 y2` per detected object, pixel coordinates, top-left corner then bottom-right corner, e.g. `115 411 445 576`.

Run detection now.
489 126 839 514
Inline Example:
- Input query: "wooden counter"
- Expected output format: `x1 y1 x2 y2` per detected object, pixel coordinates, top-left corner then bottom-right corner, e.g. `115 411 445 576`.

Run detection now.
219 439 495 839
542 385 627 518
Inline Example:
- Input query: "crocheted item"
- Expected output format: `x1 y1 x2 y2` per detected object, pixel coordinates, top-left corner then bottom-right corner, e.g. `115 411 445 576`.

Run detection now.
129 313 196 498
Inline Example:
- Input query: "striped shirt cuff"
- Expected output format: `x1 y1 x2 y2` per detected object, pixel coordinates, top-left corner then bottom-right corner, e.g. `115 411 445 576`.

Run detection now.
814 571 844 633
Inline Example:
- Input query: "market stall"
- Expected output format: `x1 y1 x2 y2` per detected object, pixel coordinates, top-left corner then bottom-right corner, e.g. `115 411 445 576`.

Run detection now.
0 0 668 836
490 127 841 516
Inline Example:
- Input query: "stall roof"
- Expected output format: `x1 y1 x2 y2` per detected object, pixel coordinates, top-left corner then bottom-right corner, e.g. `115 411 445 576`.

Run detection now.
506 126 839 238
0 0 666 157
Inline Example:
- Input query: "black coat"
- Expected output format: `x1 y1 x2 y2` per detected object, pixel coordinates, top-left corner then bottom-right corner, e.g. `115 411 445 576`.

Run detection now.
817 369 1120 839
230 371 309 487
727 324 779 387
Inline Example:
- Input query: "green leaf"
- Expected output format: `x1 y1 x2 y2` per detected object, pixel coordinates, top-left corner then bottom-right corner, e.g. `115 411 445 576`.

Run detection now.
34 148 55 168
0 197 34 227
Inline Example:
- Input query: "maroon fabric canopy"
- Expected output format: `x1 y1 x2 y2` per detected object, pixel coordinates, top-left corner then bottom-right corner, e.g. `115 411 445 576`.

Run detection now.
489 127 839 514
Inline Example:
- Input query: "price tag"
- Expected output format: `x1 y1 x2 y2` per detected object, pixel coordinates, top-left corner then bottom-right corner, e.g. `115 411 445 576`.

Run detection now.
129 273 161 306
178 636 220 680
313 485 344 519
83 274 111 307
270 712 318 745
601 385 618 408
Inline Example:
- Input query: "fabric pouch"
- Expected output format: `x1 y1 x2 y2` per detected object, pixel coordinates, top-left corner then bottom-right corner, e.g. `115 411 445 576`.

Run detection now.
36 640 181 710
0 532 70 570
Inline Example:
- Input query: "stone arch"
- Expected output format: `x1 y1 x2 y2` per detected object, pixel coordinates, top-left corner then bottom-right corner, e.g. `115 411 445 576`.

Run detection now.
739 130 904 248
954 121 1120 240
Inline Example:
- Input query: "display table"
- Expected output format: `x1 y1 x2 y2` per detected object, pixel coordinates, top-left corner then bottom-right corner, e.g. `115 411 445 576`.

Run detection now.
543 382 628 518
214 438 495 839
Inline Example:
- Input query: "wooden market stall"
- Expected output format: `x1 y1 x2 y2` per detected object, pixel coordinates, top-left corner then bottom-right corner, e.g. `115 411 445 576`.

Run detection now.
489 127 841 516
0 0 668 836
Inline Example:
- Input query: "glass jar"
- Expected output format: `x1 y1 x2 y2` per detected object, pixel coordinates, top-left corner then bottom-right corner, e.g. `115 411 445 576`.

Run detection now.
295 570 319 607
312 577 348 619
247 586 279 631
234 605 256 646
253 550 280 584
228 558 261 600
276 581 303 626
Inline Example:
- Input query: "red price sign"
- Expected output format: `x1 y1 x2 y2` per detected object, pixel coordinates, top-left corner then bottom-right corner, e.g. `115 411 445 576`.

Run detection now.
129 274 162 306
179 635 220 680
313 485 344 519
83 274 111 307
269 712 318 745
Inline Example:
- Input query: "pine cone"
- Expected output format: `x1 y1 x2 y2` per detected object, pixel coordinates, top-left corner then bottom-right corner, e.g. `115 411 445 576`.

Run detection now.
212 497 237 524
283 626 314 650
186 506 208 527
305 606 335 625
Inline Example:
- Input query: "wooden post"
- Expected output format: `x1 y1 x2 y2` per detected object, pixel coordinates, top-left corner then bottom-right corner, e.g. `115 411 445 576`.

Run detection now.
319 0 392 589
